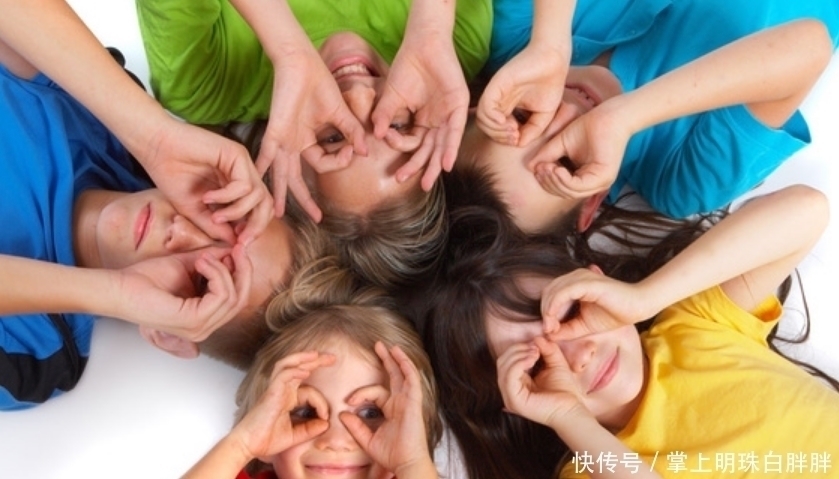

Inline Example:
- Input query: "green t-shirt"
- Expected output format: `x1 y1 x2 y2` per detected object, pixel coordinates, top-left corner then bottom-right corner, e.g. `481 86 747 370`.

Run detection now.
136 0 491 123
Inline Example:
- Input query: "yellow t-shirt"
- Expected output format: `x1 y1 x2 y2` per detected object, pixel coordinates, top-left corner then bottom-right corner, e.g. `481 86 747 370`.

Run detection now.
562 286 839 478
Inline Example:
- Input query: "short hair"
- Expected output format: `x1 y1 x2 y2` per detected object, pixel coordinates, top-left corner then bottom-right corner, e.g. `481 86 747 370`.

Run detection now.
236 257 441 470
318 177 447 291
197 194 333 370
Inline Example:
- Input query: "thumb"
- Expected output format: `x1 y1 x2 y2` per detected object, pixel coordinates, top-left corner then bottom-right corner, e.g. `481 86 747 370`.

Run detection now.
517 111 553 147
339 411 374 450
371 89 403 139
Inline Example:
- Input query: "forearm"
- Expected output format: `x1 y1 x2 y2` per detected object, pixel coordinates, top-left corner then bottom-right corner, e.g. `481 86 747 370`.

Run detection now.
228 0 311 63
530 0 575 57
636 185 828 315
0 255 110 316
552 414 661 479
611 19 833 133
0 0 173 168
404 0 456 35
181 434 254 479
394 457 440 479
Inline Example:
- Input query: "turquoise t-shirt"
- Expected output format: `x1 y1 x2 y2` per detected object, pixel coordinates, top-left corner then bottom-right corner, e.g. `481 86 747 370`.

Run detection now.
488 0 838 217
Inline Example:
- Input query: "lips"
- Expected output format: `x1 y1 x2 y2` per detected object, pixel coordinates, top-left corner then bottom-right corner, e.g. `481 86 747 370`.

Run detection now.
587 348 619 394
329 56 378 80
566 83 600 108
134 203 151 250
305 464 368 477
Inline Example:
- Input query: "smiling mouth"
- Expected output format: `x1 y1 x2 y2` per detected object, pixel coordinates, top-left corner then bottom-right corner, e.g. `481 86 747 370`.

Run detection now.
330 59 378 81
305 464 368 476
587 349 619 394
566 84 600 108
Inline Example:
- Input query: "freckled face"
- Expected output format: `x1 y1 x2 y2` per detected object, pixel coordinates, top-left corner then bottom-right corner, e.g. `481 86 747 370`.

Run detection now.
309 32 421 216
483 276 644 428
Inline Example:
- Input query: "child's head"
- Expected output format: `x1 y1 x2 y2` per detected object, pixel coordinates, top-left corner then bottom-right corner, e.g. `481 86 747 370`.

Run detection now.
420 199 705 479
457 64 623 234
236 257 441 474
84 187 329 369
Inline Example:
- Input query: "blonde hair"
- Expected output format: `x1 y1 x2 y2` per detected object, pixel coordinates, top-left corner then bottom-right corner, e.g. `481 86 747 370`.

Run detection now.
318 178 447 291
236 257 441 462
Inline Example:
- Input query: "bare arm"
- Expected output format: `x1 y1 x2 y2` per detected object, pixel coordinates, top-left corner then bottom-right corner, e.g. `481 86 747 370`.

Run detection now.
531 20 834 200
543 185 829 336
0 0 273 243
612 19 833 131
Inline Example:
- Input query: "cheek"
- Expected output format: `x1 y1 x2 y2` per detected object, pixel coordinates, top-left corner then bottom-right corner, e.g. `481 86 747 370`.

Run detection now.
271 443 308 478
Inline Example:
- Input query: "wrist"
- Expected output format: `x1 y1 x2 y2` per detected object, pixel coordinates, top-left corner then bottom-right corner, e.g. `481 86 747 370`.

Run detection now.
393 456 438 479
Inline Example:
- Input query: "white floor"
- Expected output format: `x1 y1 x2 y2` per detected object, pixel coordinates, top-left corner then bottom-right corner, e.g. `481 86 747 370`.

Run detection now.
1 2 837 478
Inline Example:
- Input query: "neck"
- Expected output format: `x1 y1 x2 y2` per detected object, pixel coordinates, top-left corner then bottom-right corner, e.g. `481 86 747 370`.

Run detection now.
73 190 120 268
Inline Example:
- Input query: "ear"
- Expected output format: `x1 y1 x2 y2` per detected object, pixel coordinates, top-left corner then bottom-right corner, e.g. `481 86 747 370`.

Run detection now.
138 326 200 359
587 264 604 275
576 191 608 232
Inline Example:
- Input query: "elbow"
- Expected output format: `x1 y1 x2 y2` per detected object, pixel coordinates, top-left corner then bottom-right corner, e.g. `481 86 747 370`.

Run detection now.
799 19 834 79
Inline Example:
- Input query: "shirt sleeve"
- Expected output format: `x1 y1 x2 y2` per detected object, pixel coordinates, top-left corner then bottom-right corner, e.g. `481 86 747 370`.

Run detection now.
136 0 273 123
616 105 810 218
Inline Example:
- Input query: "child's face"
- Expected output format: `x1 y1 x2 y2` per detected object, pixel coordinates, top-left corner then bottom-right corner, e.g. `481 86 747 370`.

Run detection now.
93 188 295 319
310 32 421 217
457 65 622 233
272 340 394 479
483 276 645 429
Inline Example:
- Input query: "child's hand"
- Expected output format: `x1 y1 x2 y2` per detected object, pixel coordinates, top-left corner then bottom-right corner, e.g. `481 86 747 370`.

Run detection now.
371 29 469 191
230 351 336 460
541 266 651 341
339 342 434 478
527 100 631 200
497 337 590 428
112 245 252 342
145 119 274 246
477 43 568 147
256 47 367 223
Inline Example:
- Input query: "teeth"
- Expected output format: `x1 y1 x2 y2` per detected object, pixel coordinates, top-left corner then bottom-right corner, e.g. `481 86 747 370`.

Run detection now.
332 63 371 79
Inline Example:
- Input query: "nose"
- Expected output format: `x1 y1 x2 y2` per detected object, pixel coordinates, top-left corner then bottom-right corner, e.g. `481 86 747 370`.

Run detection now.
165 214 215 252
313 415 359 452
341 82 376 126
558 338 596 373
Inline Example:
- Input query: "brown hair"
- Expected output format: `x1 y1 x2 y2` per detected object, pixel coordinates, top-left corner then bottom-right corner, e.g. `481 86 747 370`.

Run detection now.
236 256 441 472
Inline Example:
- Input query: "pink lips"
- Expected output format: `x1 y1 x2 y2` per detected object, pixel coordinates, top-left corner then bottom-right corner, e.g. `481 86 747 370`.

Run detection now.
567 83 601 108
329 55 378 79
587 349 619 394
134 203 151 250
305 464 368 476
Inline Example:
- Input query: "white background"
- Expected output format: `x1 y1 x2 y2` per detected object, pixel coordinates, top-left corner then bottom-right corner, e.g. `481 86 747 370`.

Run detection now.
0 1 837 478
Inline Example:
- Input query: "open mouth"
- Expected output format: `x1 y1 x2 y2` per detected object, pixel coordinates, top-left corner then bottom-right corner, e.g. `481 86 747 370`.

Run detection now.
566 84 600 108
330 58 379 81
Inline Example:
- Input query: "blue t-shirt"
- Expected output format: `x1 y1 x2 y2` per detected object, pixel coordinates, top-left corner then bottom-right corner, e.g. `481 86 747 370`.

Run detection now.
0 65 151 410
488 0 838 217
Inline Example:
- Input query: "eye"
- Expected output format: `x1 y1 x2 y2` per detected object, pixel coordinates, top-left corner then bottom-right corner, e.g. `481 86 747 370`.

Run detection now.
192 274 209 296
512 108 531 125
316 127 346 153
560 301 581 323
529 356 546 378
558 156 579 174
290 403 319 424
389 113 413 133
356 403 385 429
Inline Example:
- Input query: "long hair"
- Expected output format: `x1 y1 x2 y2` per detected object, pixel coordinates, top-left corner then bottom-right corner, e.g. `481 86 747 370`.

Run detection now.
236 256 441 473
421 169 718 479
